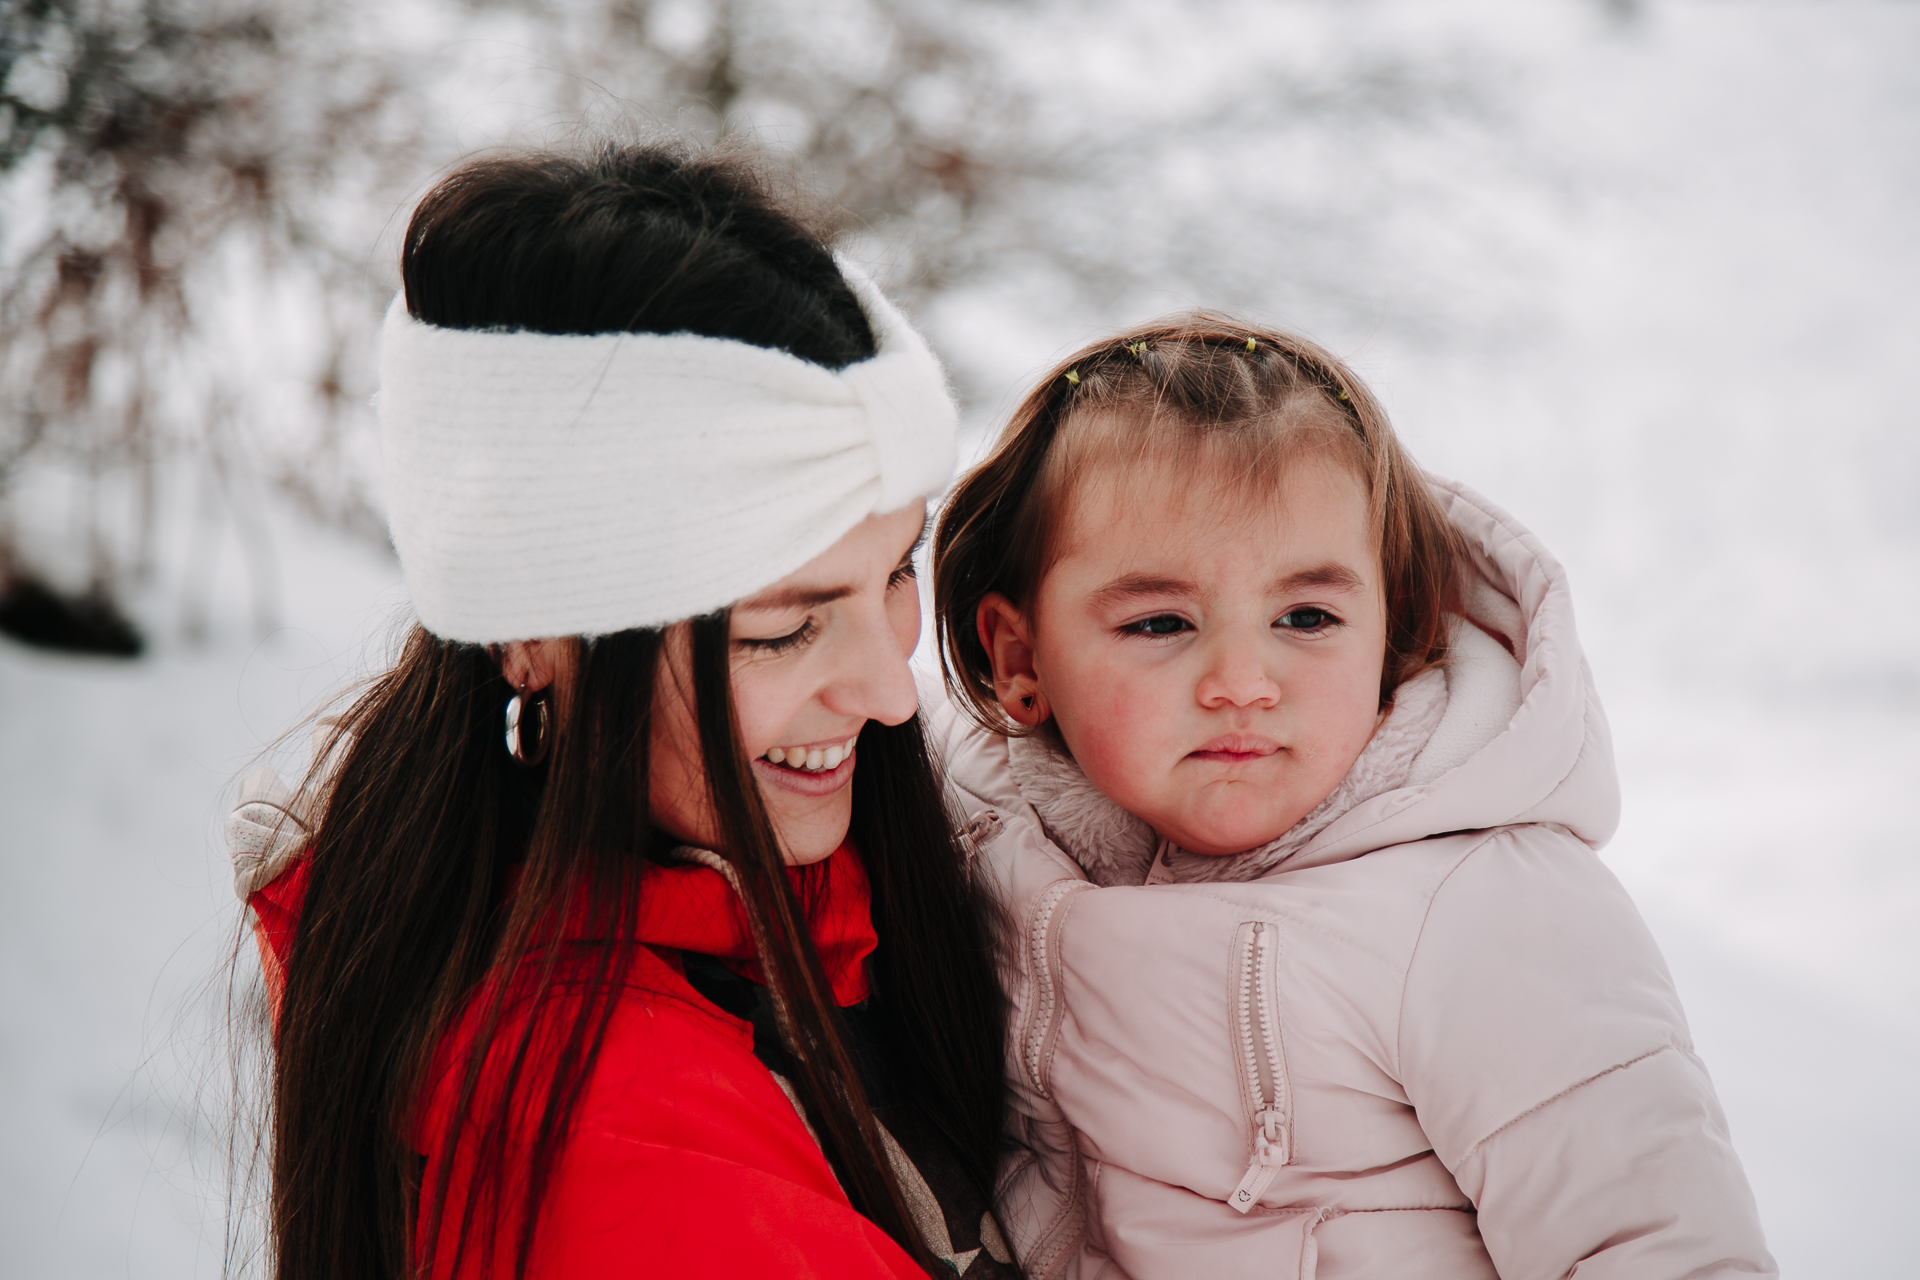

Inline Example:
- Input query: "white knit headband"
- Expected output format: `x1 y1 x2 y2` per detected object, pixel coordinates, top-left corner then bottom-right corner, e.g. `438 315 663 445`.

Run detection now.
377 259 957 643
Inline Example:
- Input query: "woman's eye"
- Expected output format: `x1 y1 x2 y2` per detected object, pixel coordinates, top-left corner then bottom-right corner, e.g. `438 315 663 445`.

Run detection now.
1124 614 1191 637
887 562 917 590
738 618 818 654
1275 608 1338 633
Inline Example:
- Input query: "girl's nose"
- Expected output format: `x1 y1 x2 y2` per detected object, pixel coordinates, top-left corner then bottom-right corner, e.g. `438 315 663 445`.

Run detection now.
1195 639 1281 710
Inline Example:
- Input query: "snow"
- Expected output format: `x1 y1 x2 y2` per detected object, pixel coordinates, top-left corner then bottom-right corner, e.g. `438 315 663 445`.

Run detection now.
3 2 1916 1276
0 510 407 1278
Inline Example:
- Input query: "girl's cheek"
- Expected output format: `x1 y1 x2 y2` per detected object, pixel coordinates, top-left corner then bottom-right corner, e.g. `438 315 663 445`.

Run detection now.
1072 663 1166 779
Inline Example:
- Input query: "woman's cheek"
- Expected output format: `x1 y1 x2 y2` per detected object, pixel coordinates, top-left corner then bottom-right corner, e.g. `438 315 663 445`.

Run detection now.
728 665 791 759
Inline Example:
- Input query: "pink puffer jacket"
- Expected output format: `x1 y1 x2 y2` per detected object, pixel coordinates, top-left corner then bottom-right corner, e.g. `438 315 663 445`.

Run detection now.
925 479 1775 1280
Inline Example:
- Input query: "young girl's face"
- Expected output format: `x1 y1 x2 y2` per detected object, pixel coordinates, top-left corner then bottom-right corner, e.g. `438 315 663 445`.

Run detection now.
981 451 1387 857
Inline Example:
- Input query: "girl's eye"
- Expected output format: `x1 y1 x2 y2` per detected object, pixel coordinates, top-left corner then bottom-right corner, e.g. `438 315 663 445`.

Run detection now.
887 562 917 591
738 618 818 654
1275 608 1338 633
1124 614 1191 637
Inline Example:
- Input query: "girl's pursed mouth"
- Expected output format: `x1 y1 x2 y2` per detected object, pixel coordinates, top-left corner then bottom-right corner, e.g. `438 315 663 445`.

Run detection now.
1188 735 1282 761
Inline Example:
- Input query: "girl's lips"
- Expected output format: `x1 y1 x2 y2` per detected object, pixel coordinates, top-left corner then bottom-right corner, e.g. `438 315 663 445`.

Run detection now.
1187 735 1282 763
752 746 856 798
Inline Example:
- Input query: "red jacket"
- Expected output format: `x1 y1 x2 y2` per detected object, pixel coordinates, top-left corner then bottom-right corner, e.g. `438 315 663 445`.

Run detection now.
250 849 926 1279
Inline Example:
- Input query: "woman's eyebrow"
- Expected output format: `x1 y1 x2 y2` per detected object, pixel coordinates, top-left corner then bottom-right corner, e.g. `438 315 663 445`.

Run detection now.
741 523 926 612
739 584 855 611
1271 562 1367 596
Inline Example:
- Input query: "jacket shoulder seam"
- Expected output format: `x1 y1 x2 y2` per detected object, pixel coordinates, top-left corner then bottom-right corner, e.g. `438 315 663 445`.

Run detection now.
1395 828 1509 1076
1458 1042 1682 1167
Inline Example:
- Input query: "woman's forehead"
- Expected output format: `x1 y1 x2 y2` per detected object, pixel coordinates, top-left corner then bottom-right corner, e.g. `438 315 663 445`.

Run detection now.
735 503 926 615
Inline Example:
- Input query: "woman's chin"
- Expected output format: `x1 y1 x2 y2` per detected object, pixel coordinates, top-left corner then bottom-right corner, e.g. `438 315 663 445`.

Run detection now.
781 839 843 867
752 757 855 865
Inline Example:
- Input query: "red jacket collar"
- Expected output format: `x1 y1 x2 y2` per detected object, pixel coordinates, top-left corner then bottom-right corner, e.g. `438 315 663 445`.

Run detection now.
635 845 877 1007
250 844 879 1010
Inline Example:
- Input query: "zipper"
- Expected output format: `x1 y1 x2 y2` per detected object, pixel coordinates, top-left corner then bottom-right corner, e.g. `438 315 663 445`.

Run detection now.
1023 878 1090 1097
1228 920 1291 1213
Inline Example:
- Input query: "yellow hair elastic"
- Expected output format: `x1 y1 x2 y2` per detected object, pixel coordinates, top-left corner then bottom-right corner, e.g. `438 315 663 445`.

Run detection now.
1126 341 1148 359
1064 368 1080 386
1245 337 1257 353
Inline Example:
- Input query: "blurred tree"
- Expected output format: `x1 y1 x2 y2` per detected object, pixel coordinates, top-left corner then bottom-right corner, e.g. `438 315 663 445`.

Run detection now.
495 0 1509 398
501 0 1032 308
0 0 421 648
0 0 1507 650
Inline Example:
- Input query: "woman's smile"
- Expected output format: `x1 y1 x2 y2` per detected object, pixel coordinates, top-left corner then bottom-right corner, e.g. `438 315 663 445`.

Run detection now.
761 734 862 772
752 734 861 797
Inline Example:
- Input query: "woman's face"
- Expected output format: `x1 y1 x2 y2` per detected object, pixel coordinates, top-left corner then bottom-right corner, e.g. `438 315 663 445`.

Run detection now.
649 503 927 864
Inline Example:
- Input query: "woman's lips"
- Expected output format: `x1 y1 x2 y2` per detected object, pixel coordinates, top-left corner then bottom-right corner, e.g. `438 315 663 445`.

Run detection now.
752 745 857 797
1186 734 1282 764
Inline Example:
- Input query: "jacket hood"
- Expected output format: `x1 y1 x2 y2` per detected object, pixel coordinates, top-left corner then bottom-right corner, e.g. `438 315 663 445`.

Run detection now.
1284 475 1620 869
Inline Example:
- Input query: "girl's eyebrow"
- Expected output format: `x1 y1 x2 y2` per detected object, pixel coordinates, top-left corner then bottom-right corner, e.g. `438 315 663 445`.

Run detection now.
1271 562 1367 596
1089 573 1197 608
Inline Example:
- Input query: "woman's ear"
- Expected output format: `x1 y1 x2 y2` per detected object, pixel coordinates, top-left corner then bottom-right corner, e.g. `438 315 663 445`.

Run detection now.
977 593 1050 727
498 638 563 693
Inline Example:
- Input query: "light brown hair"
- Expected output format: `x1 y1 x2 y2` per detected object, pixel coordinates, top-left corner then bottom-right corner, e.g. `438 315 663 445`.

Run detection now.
933 313 1467 732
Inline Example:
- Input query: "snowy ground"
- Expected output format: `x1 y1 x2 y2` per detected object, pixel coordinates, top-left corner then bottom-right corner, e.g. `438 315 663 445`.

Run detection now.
4 2 1916 1277
0 512 410 1279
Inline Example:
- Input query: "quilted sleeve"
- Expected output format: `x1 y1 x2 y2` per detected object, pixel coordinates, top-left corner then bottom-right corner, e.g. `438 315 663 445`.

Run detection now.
1398 827 1775 1279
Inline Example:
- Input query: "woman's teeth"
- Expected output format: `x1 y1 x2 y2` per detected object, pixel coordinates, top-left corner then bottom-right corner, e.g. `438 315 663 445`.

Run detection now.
762 736 859 771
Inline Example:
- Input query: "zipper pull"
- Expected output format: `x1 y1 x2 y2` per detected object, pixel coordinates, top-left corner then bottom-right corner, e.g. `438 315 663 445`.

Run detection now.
1144 837 1176 885
1228 1108 1288 1213
1229 1157 1278 1214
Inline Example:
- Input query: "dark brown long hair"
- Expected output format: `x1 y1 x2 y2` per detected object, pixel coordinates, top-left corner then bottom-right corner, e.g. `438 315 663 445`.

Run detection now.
933 315 1468 727
262 144 1005 1280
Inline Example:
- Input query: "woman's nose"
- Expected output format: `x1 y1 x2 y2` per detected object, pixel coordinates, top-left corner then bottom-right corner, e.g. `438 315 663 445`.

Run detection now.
822 603 921 727
1194 637 1281 710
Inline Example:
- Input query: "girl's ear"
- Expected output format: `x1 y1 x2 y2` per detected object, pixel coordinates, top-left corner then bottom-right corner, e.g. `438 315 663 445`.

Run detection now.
977 593 1050 727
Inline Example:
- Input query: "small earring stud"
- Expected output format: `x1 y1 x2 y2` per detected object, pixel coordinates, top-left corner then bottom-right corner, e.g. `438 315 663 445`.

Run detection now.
1021 695 1035 710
